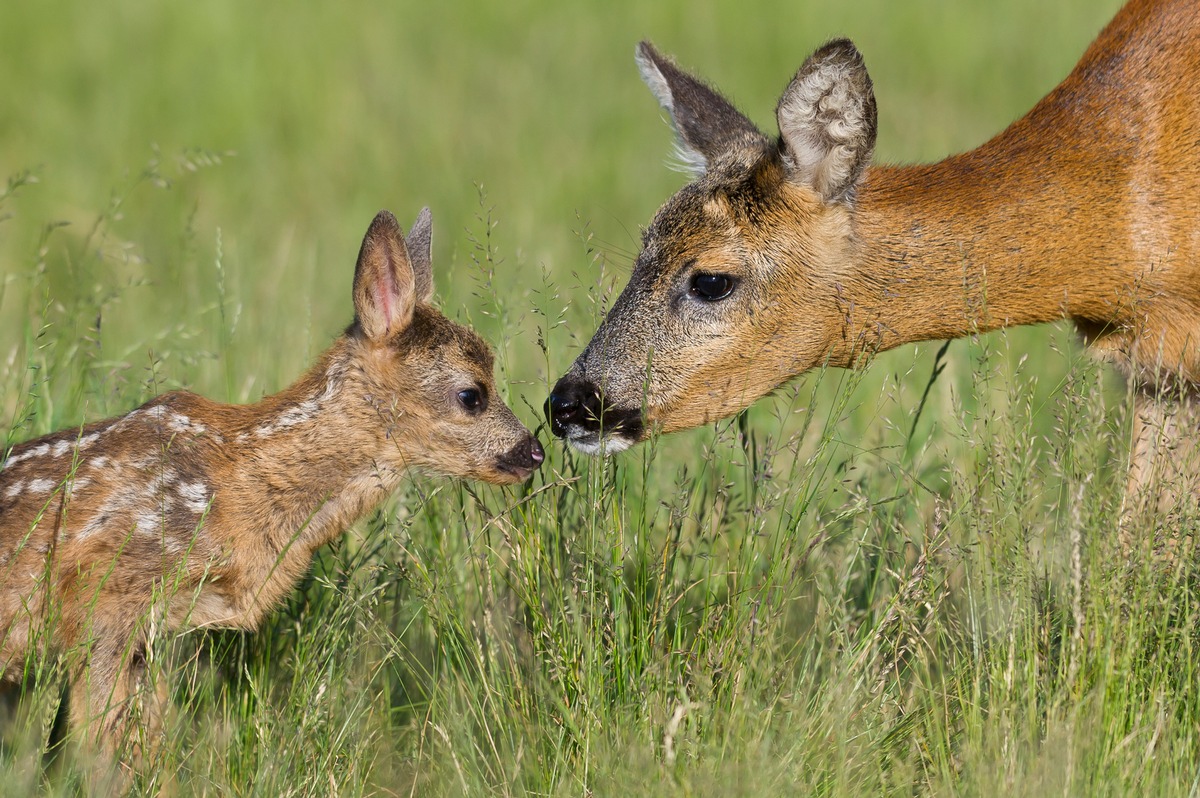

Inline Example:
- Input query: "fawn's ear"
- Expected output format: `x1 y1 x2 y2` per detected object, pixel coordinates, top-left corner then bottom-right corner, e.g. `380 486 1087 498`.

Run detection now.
353 210 416 339
776 39 877 204
407 206 435 304
636 41 768 177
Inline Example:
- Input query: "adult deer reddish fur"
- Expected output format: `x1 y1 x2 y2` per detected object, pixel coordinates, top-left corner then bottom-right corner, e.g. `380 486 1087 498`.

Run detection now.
0 209 543 758
548 0 1200 515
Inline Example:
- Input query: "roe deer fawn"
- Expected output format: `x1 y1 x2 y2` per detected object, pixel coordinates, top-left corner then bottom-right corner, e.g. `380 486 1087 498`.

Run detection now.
548 0 1200 526
0 209 543 758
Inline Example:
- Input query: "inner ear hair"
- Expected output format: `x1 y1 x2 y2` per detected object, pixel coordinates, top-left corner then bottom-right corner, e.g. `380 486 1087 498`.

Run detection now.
352 210 417 340
776 38 878 204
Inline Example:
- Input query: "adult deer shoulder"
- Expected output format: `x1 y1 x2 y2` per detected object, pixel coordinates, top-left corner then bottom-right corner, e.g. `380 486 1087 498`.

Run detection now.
0 209 543 761
548 0 1200 510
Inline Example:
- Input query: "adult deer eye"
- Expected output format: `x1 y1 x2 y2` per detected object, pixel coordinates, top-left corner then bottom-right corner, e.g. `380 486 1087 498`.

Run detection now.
457 387 487 414
689 273 735 302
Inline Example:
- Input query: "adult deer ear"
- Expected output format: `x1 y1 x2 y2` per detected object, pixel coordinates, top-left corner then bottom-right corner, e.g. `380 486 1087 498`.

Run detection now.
353 210 416 340
776 39 877 204
407 206 434 304
636 41 768 177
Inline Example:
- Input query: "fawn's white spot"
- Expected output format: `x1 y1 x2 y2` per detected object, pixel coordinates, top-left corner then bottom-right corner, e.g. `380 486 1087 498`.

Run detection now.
177 481 212 515
26 479 56 496
75 467 179 542
136 511 160 536
3 432 102 473
165 411 216 439
256 399 320 439
78 493 129 541
134 406 217 439
151 468 180 494
4 480 25 499
3 443 50 470
77 517 104 541
254 366 345 440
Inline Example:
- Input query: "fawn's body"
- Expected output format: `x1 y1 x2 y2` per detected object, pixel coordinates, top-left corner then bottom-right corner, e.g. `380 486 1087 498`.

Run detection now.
0 209 543 758
549 0 1200 517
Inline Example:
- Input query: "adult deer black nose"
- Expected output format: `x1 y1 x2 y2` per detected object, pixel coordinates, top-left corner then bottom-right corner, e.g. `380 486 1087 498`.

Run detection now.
546 377 604 438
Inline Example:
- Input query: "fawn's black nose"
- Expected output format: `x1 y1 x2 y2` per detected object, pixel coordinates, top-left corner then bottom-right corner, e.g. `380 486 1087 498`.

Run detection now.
497 435 545 478
547 377 605 438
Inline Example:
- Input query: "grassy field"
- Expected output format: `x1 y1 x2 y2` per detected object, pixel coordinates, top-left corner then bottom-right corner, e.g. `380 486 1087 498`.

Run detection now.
7 0 1200 795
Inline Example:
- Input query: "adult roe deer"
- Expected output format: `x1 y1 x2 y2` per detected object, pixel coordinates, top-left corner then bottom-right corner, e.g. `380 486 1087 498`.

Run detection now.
0 209 543 760
547 0 1200 518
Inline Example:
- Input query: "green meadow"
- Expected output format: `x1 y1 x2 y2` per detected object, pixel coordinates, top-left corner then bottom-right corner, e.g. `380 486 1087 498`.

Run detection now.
7 0 1200 795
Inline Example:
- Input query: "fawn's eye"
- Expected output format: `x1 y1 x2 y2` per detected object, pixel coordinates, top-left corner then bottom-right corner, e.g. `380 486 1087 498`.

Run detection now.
457 387 487 414
689 273 736 302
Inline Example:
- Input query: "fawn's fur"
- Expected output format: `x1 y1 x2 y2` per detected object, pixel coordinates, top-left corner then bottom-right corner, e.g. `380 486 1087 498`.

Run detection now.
549 0 1200 519
0 209 542 760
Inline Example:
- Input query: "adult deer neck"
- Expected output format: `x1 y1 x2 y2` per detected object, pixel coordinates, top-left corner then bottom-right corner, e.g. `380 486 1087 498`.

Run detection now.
835 134 1130 366
823 17 1155 370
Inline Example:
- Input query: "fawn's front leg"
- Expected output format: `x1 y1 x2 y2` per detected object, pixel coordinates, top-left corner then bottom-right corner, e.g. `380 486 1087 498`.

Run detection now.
66 611 168 777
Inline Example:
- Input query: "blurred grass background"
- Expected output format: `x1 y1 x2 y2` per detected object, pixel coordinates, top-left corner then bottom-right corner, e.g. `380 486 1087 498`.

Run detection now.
9 1 1199 796
0 0 1123 419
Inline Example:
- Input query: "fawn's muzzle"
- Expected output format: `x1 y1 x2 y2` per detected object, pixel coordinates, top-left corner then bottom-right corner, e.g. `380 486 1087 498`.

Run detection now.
495 435 545 479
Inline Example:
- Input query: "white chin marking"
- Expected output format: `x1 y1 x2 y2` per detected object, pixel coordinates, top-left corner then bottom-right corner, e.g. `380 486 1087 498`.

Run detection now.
568 435 634 457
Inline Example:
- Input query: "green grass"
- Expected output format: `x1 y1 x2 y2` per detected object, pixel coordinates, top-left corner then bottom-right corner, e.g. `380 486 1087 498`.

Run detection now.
8 0 1200 795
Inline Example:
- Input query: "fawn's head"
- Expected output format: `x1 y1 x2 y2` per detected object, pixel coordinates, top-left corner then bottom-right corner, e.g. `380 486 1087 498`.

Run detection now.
344 210 542 483
548 40 878 454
